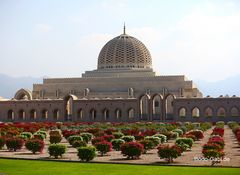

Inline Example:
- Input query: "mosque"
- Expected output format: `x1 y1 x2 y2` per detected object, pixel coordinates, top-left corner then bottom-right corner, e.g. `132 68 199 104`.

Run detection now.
0 26 239 122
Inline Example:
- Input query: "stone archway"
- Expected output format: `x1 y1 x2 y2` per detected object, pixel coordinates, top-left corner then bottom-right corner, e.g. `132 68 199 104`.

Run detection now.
139 94 150 121
165 94 175 120
63 94 77 121
152 94 163 121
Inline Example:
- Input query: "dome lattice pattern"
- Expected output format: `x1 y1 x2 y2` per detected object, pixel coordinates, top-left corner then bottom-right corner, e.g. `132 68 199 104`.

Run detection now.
98 34 152 70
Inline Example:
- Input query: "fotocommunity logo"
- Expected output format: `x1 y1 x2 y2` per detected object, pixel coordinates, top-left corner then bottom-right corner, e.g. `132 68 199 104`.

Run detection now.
193 157 230 162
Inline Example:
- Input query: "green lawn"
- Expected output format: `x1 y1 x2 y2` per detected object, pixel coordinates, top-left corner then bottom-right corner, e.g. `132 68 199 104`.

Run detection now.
0 158 239 175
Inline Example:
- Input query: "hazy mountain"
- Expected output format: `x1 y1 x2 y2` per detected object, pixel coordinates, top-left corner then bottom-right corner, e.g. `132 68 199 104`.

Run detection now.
195 75 240 97
0 73 239 99
0 74 42 99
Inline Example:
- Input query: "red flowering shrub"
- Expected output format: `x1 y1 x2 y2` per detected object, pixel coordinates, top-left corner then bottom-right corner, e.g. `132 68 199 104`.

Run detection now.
102 135 114 142
202 149 225 165
203 143 222 151
62 130 78 139
120 142 143 159
184 134 197 141
186 130 204 140
25 139 45 154
139 139 154 153
95 141 112 156
6 137 24 151
49 130 62 144
208 137 225 149
212 128 224 137
92 137 105 145
157 144 182 163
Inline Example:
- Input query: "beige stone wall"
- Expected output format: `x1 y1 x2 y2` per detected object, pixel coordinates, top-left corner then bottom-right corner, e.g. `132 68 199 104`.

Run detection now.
32 75 202 100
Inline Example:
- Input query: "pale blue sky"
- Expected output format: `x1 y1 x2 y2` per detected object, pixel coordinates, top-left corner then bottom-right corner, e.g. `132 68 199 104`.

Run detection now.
1 0 240 82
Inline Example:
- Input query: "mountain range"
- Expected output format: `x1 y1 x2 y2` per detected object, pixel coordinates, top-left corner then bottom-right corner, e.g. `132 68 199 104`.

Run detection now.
0 73 239 99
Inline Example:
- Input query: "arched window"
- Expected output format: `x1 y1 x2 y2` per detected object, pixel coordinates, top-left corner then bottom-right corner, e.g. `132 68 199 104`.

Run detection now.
217 107 226 117
19 109 25 120
53 109 59 120
128 108 134 119
7 110 14 120
115 109 122 120
90 109 97 120
230 107 239 117
42 109 48 119
153 95 162 116
165 94 174 119
179 107 186 117
140 95 149 119
192 107 200 117
30 109 37 120
204 107 213 117
103 109 109 120
77 109 83 120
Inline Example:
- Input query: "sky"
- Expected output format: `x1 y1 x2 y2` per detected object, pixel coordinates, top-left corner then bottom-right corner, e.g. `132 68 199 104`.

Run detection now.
0 0 240 82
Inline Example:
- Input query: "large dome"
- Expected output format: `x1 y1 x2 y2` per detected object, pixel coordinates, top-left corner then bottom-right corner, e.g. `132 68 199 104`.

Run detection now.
97 29 152 70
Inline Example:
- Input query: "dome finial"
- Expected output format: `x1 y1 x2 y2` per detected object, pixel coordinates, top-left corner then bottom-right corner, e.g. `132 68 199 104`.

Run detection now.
123 22 126 34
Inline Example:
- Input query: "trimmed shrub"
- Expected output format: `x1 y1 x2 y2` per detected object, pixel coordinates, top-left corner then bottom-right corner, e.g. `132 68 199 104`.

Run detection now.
48 144 67 158
95 141 112 156
50 135 62 144
6 137 24 151
120 142 144 159
20 132 33 140
212 127 224 137
179 126 187 134
139 139 155 153
49 130 61 136
187 130 204 140
157 144 182 163
185 133 197 141
0 137 5 149
203 143 222 151
172 129 183 136
103 135 114 142
112 132 124 139
111 139 125 151
145 136 161 147
175 138 194 148
202 149 224 166
33 133 45 141
208 137 224 149
77 146 97 162
216 121 225 128
121 135 135 142
25 139 44 154
72 140 87 148
35 131 47 139
49 130 62 144
176 142 189 152
80 133 93 143
171 131 179 139
153 134 167 143
67 135 83 145
92 137 105 145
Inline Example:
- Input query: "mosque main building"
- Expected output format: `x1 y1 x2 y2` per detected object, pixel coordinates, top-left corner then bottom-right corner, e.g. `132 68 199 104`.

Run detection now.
0 27 239 122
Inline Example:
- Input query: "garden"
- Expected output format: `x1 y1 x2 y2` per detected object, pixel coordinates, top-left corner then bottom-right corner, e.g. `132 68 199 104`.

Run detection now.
0 121 239 169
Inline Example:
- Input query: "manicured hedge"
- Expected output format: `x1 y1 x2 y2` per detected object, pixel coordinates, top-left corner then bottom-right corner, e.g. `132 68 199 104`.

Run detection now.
77 146 97 162
120 142 143 159
48 144 67 158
